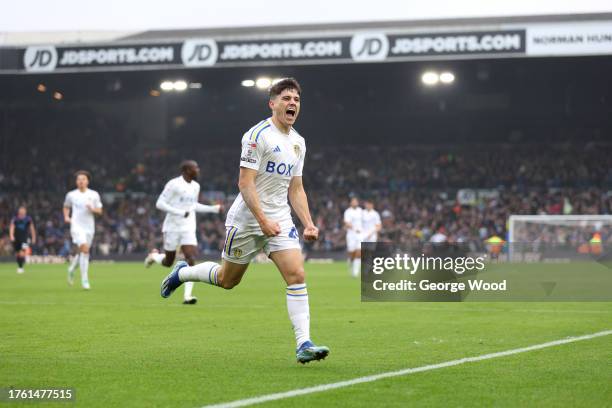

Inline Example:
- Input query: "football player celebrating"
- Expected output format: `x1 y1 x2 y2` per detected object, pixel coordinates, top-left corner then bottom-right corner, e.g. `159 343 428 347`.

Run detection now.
160 78 329 364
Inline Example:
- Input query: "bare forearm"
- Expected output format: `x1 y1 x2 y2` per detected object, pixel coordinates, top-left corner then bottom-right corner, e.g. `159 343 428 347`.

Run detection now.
289 188 314 227
63 207 71 221
240 183 267 224
9 225 14 240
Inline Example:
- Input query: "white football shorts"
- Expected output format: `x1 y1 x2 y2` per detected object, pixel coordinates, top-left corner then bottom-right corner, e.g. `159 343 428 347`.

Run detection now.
71 227 94 247
163 230 198 251
346 231 363 252
222 221 301 264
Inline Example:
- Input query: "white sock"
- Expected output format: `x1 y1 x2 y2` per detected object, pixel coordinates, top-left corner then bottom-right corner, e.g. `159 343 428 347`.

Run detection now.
184 281 194 299
79 253 90 285
152 253 166 264
286 284 310 348
178 261 220 286
352 258 361 277
68 254 80 272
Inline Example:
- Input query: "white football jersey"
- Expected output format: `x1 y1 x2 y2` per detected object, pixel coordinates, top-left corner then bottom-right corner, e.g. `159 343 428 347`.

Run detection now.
158 176 201 232
344 207 364 234
226 118 306 230
362 209 381 240
64 188 102 233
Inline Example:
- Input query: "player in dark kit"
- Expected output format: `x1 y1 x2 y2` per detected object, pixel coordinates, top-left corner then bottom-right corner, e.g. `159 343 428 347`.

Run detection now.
9 206 36 274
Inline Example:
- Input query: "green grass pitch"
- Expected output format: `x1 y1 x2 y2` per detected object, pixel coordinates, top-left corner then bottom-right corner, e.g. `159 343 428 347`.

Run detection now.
1 262 610 407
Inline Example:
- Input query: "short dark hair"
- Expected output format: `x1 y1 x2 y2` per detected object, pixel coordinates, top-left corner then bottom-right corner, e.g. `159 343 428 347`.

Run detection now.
180 160 198 173
269 78 301 99
74 170 91 182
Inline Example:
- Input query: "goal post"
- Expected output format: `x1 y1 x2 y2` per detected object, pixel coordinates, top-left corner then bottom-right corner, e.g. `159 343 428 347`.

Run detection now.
507 215 612 261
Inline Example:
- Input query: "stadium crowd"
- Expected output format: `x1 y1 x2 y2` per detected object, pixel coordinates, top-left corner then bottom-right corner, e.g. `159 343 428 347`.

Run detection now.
2 136 612 256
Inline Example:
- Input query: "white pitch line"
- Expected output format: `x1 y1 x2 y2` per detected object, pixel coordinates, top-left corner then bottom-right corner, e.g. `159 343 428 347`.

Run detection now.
201 329 612 408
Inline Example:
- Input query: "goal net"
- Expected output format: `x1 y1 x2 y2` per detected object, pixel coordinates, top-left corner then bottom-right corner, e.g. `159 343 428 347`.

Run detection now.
507 215 612 262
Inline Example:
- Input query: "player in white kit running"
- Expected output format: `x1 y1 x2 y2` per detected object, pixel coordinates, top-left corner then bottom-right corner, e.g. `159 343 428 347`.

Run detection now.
344 197 363 278
362 199 382 243
160 78 329 364
144 160 222 304
63 171 103 290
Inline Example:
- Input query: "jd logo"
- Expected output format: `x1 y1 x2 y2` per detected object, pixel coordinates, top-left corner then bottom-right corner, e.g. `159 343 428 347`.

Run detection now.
350 33 389 61
23 46 58 72
181 39 218 67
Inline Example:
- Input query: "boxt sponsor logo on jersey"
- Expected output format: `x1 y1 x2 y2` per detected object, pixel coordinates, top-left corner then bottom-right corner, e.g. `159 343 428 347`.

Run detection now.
266 161 294 176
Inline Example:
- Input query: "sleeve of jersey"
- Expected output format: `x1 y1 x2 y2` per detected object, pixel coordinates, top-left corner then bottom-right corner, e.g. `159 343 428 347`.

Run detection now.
239 134 265 171
94 192 103 208
156 182 184 216
343 210 350 224
293 141 306 177
195 203 221 214
63 193 72 208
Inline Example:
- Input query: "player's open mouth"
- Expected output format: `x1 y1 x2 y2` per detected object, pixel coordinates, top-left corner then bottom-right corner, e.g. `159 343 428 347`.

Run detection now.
286 108 296 118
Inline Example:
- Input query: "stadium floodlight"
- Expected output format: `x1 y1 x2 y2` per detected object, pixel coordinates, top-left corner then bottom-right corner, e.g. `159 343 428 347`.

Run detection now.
160 80 189 92
241 79 255 87
188 82 202 89
421 71 439 86
440 72 455 84
256 77 272 89
173 80 188 91
160 81 174 91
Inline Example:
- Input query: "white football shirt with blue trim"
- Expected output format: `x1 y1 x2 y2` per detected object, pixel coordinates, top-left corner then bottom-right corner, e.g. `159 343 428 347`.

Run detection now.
226 118 306 231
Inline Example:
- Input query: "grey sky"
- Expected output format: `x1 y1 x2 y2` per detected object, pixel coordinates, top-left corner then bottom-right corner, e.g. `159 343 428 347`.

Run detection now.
2 0 611 32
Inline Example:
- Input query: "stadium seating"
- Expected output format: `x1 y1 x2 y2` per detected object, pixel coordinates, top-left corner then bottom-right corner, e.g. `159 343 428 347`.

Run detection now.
1 109 611 255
